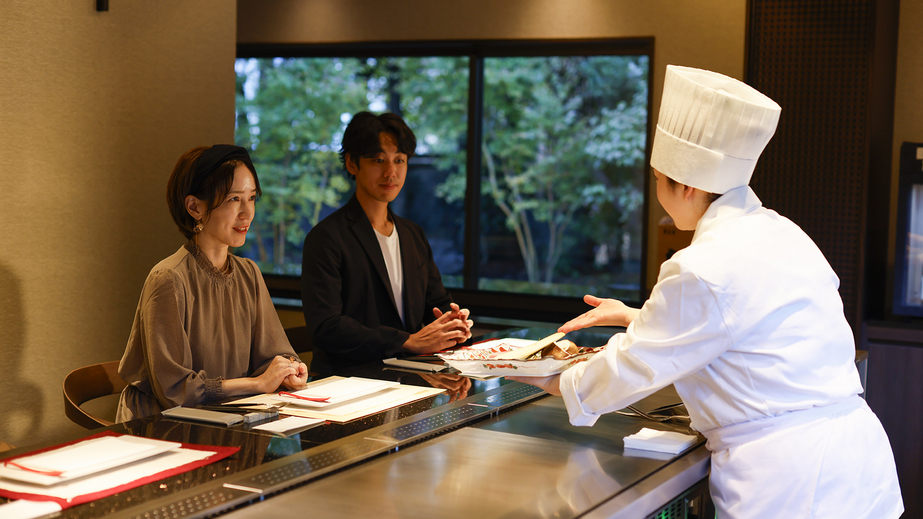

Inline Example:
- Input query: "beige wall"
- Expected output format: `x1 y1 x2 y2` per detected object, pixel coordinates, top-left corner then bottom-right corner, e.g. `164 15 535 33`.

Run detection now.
237 0 748 291
891 1 923 303
0 1 236 447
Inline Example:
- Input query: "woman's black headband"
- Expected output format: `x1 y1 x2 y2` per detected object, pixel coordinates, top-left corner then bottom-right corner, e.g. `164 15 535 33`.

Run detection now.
190 144 251 195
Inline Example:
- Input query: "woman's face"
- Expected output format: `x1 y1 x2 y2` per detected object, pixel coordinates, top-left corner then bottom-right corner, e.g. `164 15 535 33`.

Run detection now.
194 165 257 251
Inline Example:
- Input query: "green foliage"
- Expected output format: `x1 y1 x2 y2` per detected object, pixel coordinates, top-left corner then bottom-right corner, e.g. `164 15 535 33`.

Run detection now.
235 58 361 271
233 54 649 293
234 57 468 272
460 55 649 284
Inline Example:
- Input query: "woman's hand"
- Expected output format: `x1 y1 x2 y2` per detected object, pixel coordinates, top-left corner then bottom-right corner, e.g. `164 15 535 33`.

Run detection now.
507 374 562 396
280 355 308 390
221 354 306 397
257 355 306 393
558 295 640 333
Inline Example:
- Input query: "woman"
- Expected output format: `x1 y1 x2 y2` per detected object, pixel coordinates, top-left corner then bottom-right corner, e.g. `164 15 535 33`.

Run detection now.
513 66 903 518
116 145 308 422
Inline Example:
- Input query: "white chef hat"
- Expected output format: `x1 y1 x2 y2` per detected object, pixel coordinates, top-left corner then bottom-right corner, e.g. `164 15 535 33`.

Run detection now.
650 65 781 194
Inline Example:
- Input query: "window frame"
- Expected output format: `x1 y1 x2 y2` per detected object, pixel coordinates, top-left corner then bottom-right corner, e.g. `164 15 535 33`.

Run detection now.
237 38 655 323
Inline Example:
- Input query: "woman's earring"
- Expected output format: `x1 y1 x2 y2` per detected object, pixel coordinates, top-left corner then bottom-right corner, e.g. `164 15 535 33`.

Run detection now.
193 220 204 233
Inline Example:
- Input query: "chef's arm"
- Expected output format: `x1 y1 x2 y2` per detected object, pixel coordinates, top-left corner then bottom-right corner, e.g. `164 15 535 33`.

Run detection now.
558 295 640 333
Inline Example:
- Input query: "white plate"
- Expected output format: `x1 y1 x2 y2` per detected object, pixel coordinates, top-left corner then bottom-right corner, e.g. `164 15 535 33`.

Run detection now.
438 338 601 377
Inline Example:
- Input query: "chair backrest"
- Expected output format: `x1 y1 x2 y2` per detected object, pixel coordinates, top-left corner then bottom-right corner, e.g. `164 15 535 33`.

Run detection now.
63 361 127 430
284 325 312 353
284 326 315 374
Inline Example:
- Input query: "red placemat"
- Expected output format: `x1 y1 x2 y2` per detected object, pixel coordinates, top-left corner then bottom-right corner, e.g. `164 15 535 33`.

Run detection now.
0 430 239 508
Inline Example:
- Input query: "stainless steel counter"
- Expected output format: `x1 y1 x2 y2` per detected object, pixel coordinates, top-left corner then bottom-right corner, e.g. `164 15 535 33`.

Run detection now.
2 328 710 518
221 388 708 519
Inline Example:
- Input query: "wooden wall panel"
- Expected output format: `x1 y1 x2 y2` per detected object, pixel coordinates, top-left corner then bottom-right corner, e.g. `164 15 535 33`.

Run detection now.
865 326 923 518
748 2 908 513
746 0 881 330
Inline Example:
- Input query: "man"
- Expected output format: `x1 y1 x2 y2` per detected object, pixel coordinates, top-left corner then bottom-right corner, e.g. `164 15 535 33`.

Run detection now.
301 112 472 370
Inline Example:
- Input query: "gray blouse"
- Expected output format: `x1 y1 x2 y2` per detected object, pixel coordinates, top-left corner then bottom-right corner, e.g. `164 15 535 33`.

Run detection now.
116 244 296 422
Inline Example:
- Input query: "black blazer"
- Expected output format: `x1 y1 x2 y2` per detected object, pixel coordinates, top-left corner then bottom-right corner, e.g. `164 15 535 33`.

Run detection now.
301 194 453 365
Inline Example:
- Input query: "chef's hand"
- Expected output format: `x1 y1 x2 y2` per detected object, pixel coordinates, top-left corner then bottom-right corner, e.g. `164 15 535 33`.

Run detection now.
558 294 640 333
507 374 562 396
433 303 474 344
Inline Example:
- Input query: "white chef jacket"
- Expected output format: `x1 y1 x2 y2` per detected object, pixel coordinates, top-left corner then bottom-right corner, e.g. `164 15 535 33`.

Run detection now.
560 185 903 518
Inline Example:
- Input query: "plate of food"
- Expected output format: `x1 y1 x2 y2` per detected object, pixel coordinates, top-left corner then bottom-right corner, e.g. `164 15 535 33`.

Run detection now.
437 333 602 377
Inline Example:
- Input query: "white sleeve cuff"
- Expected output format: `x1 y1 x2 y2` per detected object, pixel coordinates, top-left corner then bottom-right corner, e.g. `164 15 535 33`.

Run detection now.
560 362 600 427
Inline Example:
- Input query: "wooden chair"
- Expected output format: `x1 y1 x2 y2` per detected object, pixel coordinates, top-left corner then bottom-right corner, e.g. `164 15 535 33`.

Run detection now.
63 361 127 429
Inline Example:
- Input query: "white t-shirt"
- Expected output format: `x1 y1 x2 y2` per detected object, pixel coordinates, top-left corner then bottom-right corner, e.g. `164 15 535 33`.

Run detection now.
374 225 404 325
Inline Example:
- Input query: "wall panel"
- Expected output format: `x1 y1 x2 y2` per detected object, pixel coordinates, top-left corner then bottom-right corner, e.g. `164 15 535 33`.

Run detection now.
746 0 888 330
0 0 236 447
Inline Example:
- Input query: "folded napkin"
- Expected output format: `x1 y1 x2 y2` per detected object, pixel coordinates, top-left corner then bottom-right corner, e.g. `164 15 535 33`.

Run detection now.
0 500 62 519
623 427 697 454
252 416 325 435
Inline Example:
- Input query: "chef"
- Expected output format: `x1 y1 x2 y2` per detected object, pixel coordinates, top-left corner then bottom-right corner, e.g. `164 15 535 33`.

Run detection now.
512 65 903 518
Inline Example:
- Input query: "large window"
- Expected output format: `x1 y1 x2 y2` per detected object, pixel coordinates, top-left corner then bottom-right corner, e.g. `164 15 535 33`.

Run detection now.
236 41 652 319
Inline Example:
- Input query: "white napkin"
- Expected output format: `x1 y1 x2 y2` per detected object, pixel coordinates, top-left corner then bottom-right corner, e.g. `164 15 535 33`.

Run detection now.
0 436 182 486
252 416 324 435
0 500 62 519
623 427 697 454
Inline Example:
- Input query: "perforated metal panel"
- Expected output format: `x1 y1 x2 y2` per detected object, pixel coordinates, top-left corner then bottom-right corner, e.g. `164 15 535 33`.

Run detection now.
55 488 248 519
386 404 483 441
241 441 373 488
642 476 712 519
121 490 239 519
646 496 685 519
747 0 877 328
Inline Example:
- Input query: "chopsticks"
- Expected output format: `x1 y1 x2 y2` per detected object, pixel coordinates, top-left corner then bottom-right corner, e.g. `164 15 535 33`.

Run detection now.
3 460 64 477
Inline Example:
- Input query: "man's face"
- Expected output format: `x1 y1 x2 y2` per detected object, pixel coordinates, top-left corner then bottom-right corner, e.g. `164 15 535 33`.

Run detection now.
347 132 407 205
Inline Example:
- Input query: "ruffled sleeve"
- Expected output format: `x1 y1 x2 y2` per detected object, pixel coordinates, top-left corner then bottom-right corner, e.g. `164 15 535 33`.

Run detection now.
242 258 298 376
136 269 226 408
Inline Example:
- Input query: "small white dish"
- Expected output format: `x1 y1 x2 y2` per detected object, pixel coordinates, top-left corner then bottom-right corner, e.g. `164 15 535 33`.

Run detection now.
438 338 601 377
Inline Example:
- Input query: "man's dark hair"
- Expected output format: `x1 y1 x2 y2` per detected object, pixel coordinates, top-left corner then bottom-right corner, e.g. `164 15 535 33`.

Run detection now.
339 112 416 173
